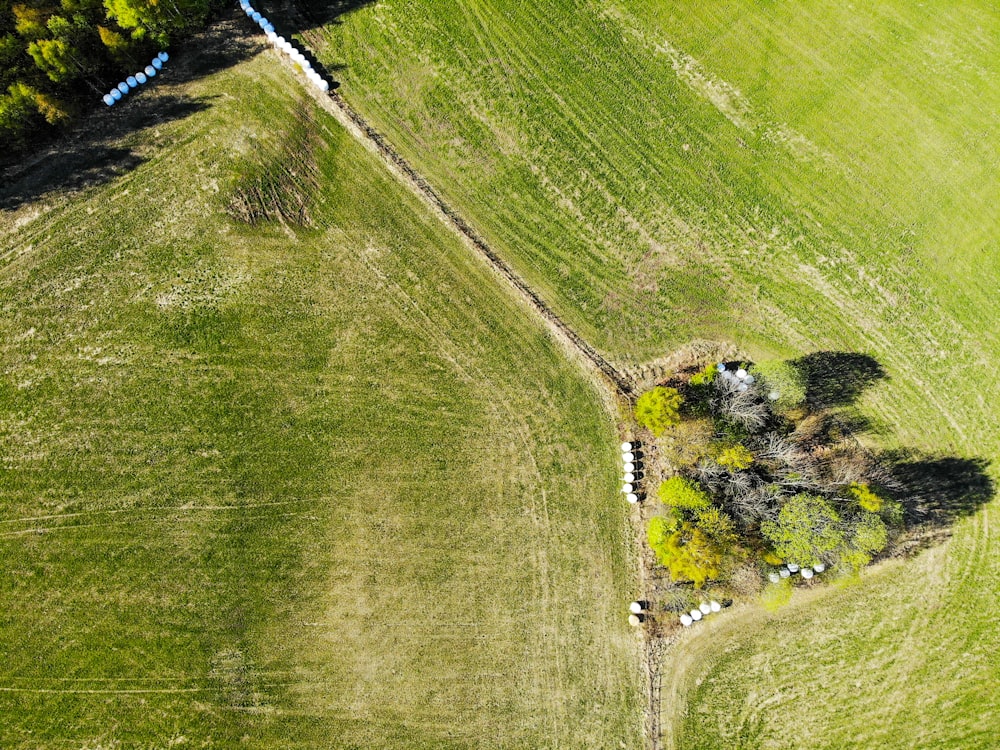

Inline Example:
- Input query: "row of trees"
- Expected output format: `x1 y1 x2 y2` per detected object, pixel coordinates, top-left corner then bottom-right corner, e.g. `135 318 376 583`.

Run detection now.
1 0 218 154
637 361 902 589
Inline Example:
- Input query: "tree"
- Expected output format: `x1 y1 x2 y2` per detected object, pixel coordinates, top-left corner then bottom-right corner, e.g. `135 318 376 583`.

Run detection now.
839 512 888 570
694 505 737 547
844 482 883 512
635 386 683 436
715 443 754 470
760 493 844 567
648 521 720 588
658 476 711 510
713 375 769 431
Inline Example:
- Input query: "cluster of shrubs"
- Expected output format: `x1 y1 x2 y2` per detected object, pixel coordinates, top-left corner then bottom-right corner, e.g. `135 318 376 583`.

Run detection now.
635 360 902 590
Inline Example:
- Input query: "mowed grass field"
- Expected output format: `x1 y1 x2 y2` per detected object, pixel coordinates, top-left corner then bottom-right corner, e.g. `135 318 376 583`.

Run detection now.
0 44 643 748
303 2 1000 747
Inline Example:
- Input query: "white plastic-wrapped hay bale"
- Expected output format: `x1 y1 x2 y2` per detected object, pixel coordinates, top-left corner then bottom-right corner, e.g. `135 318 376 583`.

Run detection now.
623 461 635 473
787 563 800 573
699 602 711 615
710 600 721 613
629 601 644 614
768 572 780 583
680 614 693 627
716 363 726 372
690 609 702 621
779 568 790 578
621 483 633 494
318 80 330 92
626 493 639 504
628 614 642 627
801 568 814 579
621 441 632 452
623 472 635 483
622 451 635 462
813 563 826 573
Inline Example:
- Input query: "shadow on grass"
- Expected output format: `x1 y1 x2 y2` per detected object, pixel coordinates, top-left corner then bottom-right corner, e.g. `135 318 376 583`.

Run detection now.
250 0 376 87
0 11 261 209
882 452 995 527
792 351 887 408
0 96 214 211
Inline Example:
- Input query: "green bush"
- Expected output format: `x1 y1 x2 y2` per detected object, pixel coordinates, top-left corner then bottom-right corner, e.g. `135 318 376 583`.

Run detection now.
760 493 843 567
634 386 683 436
647 521 720 588
750 360 806 411
658 476 711 510
845 482 883 512
715 443 754 470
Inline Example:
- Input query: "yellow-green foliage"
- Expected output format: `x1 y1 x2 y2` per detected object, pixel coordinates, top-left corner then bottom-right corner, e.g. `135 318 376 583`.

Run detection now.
761 494 843 567
762 550 784 566
648 522 721 588
690 363 716 386
841 512 889 570
647 514 680 551
845 482 883 512
658 476 711 510
694 505 737 547
715 443 754 470
634 386 683 436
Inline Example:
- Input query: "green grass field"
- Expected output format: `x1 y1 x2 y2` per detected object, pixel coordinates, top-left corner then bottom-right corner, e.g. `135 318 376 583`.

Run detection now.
0 45 642 748
302 1 1000 747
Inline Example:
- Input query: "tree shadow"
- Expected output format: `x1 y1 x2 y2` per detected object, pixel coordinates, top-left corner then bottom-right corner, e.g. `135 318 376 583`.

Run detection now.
792 351 887 408
254 0 376 86
0 96 214 211
881 451 994 528
291 0 376 29
0 10 262 209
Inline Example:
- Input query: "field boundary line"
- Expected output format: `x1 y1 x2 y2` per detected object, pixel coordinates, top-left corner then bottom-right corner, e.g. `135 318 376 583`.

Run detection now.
265 29 633 403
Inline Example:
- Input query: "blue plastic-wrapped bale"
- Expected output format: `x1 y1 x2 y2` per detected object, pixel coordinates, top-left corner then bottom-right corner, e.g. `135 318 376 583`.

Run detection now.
245 6 253 15
103 94 115 106
117 82 129 94
126 75 137 88
145 65 156 77
136 72 147 84
158 51 168 62
152 58 163 70
110 88 123 100
251 12 261 21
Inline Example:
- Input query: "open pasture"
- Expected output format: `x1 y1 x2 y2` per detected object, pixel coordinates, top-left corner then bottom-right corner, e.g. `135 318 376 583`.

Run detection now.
0 41 642 748
306 1 1000 747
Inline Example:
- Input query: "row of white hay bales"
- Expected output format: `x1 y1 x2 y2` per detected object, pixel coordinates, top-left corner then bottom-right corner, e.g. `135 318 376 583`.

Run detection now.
679 600 722 627
240 0 330 92
620 441 641 504
102 52 169 106
768 562 826 583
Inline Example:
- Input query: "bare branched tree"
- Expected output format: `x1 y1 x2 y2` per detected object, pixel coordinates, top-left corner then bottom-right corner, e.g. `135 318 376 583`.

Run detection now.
712 375 769 431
